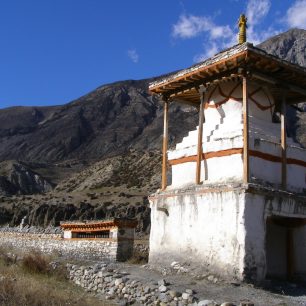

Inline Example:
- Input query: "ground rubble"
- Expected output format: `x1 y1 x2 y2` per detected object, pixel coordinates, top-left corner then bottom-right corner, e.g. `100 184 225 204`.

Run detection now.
66 261 306 306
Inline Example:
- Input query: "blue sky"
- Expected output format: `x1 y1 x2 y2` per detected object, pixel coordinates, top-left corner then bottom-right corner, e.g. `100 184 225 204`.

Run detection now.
0 0 305 108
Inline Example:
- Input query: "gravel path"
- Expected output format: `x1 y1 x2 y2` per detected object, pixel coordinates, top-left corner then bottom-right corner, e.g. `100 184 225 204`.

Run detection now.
111 262 306 305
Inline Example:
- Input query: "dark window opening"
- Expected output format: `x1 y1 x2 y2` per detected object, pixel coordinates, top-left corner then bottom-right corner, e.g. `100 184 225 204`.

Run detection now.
266 216 306 281
75 230 110 239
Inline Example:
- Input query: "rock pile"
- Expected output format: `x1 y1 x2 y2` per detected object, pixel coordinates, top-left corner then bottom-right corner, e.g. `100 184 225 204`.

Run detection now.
67 263 254 306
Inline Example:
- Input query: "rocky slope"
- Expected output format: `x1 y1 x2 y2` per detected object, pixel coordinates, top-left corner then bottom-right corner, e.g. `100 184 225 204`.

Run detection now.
0 150 160 234
258 28 306 67
0 28 305 230
0 81 197 163
0 160 53 196
258 28 306 146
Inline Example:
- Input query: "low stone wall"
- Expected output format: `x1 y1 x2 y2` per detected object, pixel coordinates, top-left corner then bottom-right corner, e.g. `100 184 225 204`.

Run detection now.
0 230 118 261
67 263 198 305
66 263 255 306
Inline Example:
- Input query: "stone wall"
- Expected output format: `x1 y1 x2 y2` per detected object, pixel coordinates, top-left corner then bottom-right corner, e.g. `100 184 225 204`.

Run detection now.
66 263 225 305
0 227 136 261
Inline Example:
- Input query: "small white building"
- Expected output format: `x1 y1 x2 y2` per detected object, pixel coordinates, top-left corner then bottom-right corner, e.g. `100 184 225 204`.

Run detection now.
148 23 306 282
60 218 137 261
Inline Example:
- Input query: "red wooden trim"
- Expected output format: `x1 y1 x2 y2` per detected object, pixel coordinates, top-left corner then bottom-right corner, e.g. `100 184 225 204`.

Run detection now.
169 155 197 165
61 220 137 231
249 150 306 167
204 148 243 159
168 148 306 168
169 148 243 166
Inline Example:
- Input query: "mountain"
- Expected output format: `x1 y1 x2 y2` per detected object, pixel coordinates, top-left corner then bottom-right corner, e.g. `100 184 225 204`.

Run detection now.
0 28 305 231
258 28 306 67
0 80 197 163
258 28 306 146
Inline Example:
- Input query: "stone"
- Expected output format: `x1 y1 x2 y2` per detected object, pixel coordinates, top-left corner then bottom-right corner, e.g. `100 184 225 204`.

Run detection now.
239 301 254 306
104 276 112 283
121 287 127 294
159 293 170 303
207 275 214 282
185 289 194 294
139 296 148 302
169 290 180 298
221 303 235 306
182 292 191 300
159 285 168 293
158 279 167 286
115 278 123 286
197 300 217 306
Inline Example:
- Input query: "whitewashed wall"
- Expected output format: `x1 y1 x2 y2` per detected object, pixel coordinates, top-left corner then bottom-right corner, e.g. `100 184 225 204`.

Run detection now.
149 186 306 281
168 80 306 192
149 187 246 280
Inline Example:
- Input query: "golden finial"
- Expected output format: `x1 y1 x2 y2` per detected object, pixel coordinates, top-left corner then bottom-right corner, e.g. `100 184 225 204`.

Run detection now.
238 14 247 44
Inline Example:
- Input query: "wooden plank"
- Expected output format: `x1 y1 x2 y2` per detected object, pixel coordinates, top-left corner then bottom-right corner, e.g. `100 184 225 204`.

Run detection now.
169 148 243 166
162 99 169 190
196 89 205 184
281 95 287 189
242 76 249 184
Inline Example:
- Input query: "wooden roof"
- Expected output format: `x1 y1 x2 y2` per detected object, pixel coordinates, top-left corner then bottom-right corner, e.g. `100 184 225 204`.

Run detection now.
60 218 137 231
149 42 306 105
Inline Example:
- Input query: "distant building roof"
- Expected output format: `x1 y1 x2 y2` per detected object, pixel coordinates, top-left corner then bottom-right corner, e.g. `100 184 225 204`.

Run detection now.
60 218 137 231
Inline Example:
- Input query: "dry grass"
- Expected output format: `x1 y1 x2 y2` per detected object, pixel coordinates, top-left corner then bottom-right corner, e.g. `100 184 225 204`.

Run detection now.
21 251 49 274
0 249 113 306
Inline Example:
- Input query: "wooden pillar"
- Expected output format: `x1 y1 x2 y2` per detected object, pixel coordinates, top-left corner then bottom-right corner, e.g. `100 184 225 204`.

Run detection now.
161 98 169 190
242 76 249 184
281 95 287 190
196 89 205 184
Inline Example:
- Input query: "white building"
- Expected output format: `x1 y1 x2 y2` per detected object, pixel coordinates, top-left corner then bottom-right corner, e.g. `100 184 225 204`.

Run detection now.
148 39 306 282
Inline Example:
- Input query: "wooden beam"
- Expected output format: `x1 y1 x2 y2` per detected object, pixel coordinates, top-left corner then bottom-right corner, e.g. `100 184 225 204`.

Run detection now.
252 71 306 98
281 95 287 190
196 88 206 184
164 68 238 97
162 98 169 190
242 76 249 184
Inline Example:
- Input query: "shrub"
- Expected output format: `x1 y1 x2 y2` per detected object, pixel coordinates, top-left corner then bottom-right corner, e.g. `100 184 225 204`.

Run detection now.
21 252 49 275
0 247 17 266
0 277 15 305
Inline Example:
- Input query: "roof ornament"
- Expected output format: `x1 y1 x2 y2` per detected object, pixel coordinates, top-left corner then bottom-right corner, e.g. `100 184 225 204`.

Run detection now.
238 14 247 44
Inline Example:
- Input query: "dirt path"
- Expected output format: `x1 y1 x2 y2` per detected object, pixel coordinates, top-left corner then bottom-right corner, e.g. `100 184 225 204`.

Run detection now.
105 262 306 305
